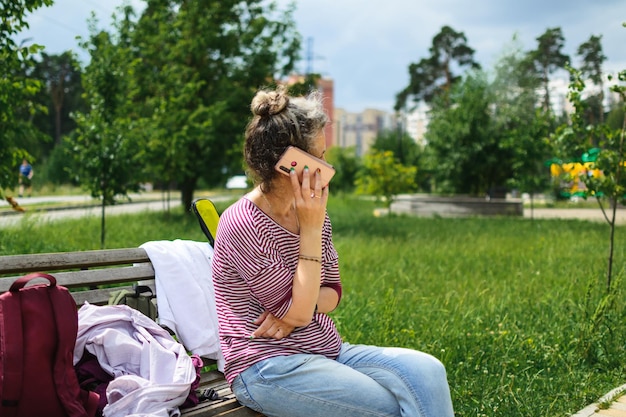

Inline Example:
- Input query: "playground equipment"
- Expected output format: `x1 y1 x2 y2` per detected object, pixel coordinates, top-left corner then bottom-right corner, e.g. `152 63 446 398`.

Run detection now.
547 148 602 198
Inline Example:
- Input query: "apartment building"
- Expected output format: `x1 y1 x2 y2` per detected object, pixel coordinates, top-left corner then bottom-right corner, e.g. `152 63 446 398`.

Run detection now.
332 108 397 156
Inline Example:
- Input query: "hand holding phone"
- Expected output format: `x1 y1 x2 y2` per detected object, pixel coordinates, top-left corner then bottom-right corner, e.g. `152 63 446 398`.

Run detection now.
274 146 336 188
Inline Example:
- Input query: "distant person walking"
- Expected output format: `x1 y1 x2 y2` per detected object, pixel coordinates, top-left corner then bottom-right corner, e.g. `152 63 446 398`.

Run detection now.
18 158 34 197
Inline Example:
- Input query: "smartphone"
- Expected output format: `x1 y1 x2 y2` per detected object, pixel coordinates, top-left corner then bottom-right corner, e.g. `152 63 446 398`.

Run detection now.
274 146 336 188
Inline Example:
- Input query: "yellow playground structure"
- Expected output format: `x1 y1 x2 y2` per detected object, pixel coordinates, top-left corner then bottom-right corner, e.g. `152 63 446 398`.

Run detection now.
547 148 602 198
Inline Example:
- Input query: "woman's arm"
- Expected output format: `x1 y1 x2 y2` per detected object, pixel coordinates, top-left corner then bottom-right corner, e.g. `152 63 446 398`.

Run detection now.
250 286 339 339
281 167 328 326
252 168 338 336
316 286 339 314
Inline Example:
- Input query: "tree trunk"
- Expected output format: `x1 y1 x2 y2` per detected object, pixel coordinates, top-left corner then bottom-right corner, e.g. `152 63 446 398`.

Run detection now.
50 72 65 145
54 102 62 144
100 199 106 249
180 178 197 216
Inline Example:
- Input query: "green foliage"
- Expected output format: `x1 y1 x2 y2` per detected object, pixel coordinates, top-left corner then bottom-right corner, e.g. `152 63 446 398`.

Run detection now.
72 16 142 196
68 16 144 247
550 29 625 369
325 146 360 193
425 72 508 195
490 41 554 196
0 0 52 196
29 51 86 149
355 150 416 208
577 275 623 365
577 35 606 86
41 139 78 185
555 65 626 290
371 129 420 167
606 105 625 130
576 35 607 126
395 25 480 110
371 129 428 191
127 0 301 211
287 73 322 97
527 27 570 113
411 36 560 197
2 196 626 416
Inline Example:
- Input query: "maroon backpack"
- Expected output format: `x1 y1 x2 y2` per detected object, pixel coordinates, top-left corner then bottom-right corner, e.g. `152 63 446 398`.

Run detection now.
0 273 99 417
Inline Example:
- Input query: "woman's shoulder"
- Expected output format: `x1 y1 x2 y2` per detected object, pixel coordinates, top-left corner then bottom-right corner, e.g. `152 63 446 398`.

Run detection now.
218 197 265 240
221 197 258 223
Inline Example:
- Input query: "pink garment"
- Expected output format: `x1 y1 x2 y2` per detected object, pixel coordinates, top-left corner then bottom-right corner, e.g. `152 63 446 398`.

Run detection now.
212 197 343 385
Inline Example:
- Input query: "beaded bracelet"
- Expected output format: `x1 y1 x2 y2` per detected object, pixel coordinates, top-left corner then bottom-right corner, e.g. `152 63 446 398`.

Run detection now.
299 255 322 263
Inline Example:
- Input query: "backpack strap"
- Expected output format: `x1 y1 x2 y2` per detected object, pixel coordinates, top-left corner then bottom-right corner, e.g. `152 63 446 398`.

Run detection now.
0 273 51 416
47 276 99 417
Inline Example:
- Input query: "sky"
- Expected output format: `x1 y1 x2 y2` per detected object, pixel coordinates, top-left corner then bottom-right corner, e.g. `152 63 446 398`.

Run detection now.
18 0 626 113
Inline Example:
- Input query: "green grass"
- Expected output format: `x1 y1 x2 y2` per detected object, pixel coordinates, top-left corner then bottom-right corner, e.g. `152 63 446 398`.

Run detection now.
1 195 625 416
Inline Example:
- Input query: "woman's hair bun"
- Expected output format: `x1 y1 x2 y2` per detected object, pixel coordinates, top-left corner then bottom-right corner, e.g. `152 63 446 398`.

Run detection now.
251 86 289 117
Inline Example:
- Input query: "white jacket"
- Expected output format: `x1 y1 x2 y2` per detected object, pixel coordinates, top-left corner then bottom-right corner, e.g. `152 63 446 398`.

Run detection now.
140 239 224 371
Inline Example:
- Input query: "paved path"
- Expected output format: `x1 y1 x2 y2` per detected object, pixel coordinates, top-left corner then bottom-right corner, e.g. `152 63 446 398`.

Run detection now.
0 193 184 227
0 200 183 227
525 208 626 225
571 385 626 417
3 195 626 227
0 193 242 227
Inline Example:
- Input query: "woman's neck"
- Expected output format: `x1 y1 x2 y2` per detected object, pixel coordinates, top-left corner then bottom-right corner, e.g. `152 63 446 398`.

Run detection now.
254 185 299 233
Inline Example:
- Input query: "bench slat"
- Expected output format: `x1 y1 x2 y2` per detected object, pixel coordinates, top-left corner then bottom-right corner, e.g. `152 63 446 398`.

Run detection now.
0 248 150 274
0 263 155 293
184 398 262 417
71 283 155 306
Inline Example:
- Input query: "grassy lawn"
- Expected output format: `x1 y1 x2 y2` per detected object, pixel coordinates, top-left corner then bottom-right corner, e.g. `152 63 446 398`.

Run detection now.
1 195 625 416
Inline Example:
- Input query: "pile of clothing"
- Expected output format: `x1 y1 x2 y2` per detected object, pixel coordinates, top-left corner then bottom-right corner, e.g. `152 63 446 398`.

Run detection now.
73 239 224 417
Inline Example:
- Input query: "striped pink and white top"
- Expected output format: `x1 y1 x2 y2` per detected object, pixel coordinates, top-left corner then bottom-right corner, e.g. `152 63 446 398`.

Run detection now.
212 197 343 385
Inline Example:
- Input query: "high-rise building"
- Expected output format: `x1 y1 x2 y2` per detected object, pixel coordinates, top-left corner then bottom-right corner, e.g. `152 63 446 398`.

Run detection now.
403 103 430 146
318 78 334 149
332 108 395 157
285 74 334 149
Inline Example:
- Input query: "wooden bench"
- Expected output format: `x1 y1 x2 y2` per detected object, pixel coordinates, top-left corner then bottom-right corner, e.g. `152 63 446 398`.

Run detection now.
0 247 262 417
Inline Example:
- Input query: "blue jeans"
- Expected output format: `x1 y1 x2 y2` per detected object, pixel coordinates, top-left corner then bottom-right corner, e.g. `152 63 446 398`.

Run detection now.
231 342 454 417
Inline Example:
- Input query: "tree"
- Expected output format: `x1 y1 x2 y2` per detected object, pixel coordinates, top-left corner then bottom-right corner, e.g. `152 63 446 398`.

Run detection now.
528 27 570 113
287 73 322 97
395 25 480 110
490 38 553 211
424 72 506 195
577 35 607 126
0 0 52 197
69 12 143 248
554 65 626 291
128 0 301 212
325 146 360 193
371 130 420 167
371 129 427 190
551 50 626 364
356 149 417 211
30 52 86 147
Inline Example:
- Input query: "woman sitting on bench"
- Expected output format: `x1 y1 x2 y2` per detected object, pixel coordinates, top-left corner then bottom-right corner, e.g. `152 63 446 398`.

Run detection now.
211 85 455 417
